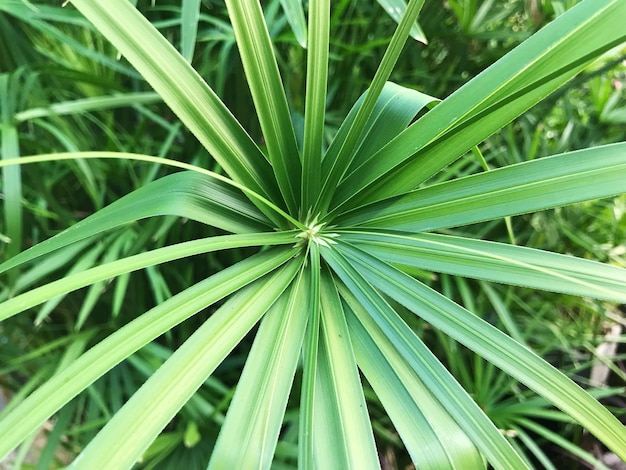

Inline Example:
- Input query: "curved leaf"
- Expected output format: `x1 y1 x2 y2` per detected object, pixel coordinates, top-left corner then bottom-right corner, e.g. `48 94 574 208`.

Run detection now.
0 170 272 276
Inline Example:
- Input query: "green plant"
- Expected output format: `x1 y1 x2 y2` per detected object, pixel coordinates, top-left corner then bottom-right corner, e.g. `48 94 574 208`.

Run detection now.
1 0 626 467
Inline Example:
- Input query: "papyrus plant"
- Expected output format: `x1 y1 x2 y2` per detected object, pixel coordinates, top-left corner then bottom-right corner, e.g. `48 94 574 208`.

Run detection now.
1 0 626 467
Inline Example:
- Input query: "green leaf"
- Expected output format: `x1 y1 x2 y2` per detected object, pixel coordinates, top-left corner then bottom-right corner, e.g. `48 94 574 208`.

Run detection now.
0 248 296 459
345 299 484 469
323 246 525 468
331 0 626 211
317 0 426 213
376 0 428 44
312 273 379 469
301 0 330 211
181 0 201 61
0 232 297 322
209 267 309 469
338 242 626 461
338 143 626 231
225 0 302 214
298 243 321 468
71 259 301 469
340 230 626 302
68 0 283 206
0 170 272 276
279 0 307 48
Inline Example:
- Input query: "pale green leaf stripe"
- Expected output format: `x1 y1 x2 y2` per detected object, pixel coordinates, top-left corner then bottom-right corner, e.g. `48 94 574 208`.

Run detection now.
279 0 307 48
71 260 301 469
317 0 426 213
339 243 626 461
338 143 626 231
0 169 271 276
332 0 626 210
181 0 201 61
0 248 296 460
341 231 626 302
298 244 322 469
209 268 309 469
69 0 283 206
0 232 297 322
323 248 526 469
301 0 330 211
376 0 428 44
346 301 483 469
14 92 160 122
226 0 302 214
312 274 379 469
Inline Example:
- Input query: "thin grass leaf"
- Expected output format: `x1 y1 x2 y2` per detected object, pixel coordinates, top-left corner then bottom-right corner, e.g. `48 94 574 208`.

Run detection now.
323 247 526 469
312 273 379 469
298 243 321 468
0 232 296 323
68 0 284 208
209 267 309 469
225 0 302 214
301 0 330 211
338 143 626 230
316 0 426 213
376 0 428 44
0 168 275 276
340 231 626 302
70 259 301 469
279 0 307 48
14 92 161 121
0 248 296 460
331 0 626 212
345 299 484 469
338 242 626 461
181 0 201 61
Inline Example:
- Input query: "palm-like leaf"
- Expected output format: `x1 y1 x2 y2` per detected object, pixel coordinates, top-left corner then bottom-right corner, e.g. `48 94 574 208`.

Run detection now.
1 0 626 467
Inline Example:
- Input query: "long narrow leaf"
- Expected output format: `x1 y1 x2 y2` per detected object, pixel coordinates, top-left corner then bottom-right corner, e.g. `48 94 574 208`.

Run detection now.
331 0 626 211
68 0 283 207
345 299 484 469
337 143 626 230
279 0 307 48
312 273 379 469
225 0 302 214
323 247 526 468
340 231 626 302
338 242 626 461
0 248 297 459
317 0 426 213
301 0 330 211
208 267 309 469
71 260 301 469
0 232 297 322
0 169 275 276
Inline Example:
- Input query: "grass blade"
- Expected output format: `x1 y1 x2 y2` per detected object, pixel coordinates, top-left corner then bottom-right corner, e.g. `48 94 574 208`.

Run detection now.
341 230 626 302
337 143 626 230
209 267 309 469
339 242 626 461
0 248 297 459
226 0 302 214
70 260 301 469
279 0 307 48
68 0 283 205
301 0 330 211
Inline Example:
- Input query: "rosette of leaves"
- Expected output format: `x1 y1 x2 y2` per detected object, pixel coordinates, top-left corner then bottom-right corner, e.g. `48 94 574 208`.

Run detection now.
1 0 626 468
